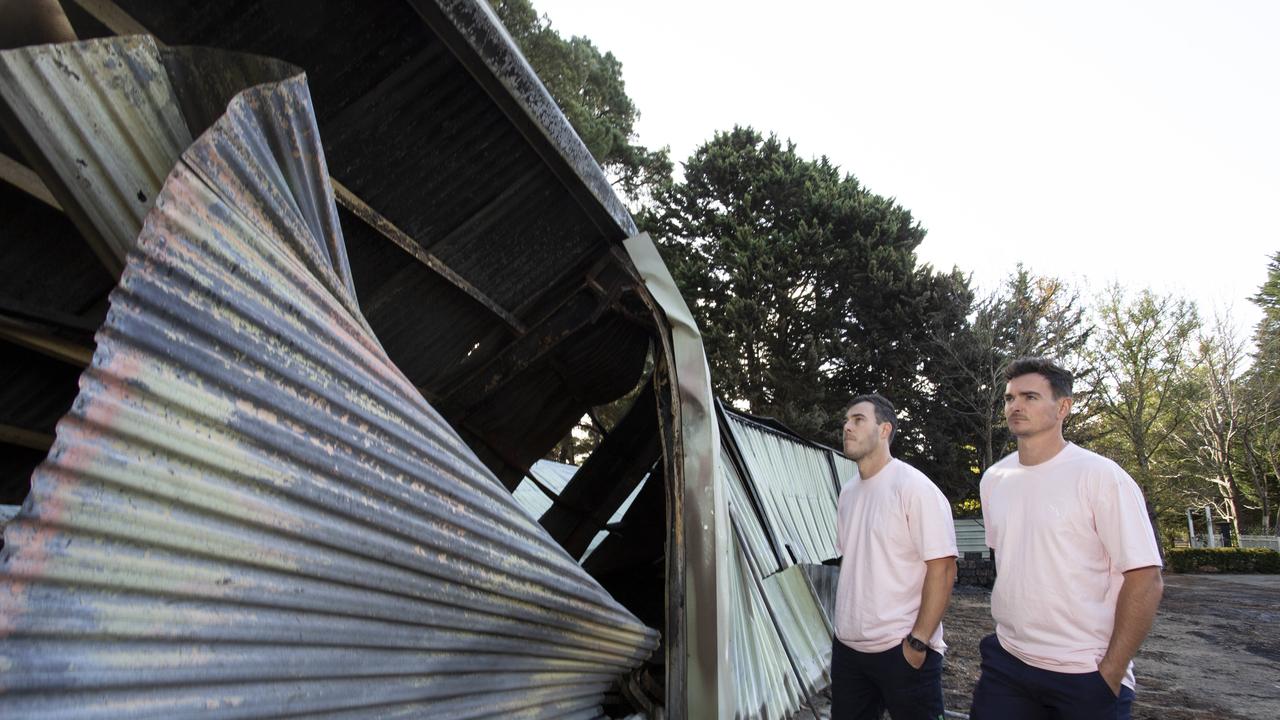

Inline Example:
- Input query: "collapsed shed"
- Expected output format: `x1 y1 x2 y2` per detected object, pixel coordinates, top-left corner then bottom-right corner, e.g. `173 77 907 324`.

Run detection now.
0 1 849 717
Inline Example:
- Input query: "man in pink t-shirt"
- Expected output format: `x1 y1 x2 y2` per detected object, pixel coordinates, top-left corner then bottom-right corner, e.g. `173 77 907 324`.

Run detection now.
832 394 957 720
970 358 1164 720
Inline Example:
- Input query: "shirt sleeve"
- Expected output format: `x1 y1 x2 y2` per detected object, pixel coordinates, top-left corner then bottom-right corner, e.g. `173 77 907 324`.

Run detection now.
907 478 958 562
1093 465 1163 572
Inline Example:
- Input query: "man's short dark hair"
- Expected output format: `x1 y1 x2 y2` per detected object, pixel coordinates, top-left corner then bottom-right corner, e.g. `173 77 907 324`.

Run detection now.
1004 357 1074 399
847 393 898 444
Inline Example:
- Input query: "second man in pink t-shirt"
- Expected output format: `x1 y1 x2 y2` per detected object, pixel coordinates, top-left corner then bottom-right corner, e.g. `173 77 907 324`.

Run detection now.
832 394 958 720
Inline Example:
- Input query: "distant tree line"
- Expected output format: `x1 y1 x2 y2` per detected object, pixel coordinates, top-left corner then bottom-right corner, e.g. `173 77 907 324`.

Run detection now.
494 0 1280 543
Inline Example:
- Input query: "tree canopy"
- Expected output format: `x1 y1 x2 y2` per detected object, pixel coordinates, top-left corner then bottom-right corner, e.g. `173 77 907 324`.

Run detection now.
644 126 974 495
487 0 670 205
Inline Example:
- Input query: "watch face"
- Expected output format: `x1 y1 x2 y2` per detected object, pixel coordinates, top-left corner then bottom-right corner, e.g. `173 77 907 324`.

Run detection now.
907 636 927 652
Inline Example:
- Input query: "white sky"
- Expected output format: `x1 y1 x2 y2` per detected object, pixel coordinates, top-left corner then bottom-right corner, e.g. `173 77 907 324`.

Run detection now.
533 0 1279 338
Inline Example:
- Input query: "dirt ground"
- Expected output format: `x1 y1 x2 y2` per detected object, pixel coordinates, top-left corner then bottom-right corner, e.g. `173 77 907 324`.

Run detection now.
805 573 1280 719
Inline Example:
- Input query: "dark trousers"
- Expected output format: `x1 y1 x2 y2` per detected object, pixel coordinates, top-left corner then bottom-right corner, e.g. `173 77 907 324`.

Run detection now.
831 636 945 720
970 634 1135 720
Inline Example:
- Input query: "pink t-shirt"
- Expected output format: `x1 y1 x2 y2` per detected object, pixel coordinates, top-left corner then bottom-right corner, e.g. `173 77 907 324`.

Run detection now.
835 458 958 653
981 443 1162 689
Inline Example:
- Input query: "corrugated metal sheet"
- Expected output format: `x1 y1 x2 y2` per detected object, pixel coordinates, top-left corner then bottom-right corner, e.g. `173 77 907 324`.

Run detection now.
512 459 576 520
0 35 190 275
724 412 840 567
955 518 989 558
762 566 833 700
0 53 656 717
721 440 784 577
830 451 857 493
725 523 804 720
800 563 840 630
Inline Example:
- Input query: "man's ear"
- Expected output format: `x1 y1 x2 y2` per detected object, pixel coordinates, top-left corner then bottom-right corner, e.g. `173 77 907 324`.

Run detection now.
1058 395 1074 420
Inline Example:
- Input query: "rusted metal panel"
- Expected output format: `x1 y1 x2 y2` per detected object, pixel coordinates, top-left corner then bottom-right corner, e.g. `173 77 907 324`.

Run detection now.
0 35 190 275
724 411 841 567
0 50 657 717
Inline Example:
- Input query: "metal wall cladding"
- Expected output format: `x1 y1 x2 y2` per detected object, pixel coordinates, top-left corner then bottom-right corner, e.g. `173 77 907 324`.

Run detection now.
725 525 804 720
721 442 784 578
720 413 837 719
955 518 989 558
830 451 857 494
724 412 841 567
0 62 656 718
761 566 833 699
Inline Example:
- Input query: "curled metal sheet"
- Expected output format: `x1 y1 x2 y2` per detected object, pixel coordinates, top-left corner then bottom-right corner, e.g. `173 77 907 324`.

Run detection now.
0 53 656 718
0 35 189 275
724 411 841 567
0 36 327 287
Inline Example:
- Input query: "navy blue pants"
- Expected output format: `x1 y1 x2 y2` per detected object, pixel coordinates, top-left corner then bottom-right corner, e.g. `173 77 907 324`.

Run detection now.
831 636 945 720
969 634 1135 720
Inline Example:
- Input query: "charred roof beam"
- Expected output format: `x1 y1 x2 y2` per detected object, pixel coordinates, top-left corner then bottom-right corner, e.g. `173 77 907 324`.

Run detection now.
437 248 636 418
0 304 95 367
0 152 59 209
0 423 54 452
540 385 662 559
331 178 526 333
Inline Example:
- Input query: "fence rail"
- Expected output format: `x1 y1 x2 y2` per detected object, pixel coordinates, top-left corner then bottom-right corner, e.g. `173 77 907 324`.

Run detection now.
1239 535 1280 551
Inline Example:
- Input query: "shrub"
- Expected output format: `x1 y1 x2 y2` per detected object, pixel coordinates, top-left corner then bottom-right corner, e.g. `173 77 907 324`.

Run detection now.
1166 548 1280 574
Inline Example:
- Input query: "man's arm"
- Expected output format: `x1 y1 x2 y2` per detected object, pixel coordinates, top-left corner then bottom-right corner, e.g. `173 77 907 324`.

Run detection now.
903 556 957 668
1097 566 1164 694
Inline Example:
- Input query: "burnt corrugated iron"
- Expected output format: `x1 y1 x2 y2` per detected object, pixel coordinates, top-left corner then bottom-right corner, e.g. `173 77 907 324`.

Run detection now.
0 36 314 281
0 52 656 717
0 35 190 276
723 411 841 567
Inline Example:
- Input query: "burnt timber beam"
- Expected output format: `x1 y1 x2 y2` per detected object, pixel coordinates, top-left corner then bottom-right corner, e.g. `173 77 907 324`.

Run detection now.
41 8 532 338
0 312 94 367
330 178 527 334
437 248 634 417
0 152 59 209
539 384 661 559
0 423 53 452
67 0 149 38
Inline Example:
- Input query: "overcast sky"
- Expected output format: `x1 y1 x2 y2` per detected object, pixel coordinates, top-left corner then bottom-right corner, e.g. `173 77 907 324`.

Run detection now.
533 0 1278 340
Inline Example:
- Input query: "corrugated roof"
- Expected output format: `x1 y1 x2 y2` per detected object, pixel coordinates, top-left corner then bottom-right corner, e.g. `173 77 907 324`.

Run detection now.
723 410 841 567
0 53 656 717
512 458 576 521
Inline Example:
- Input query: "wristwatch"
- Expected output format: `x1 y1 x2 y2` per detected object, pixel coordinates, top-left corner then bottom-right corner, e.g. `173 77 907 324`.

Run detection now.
905 634 928 653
